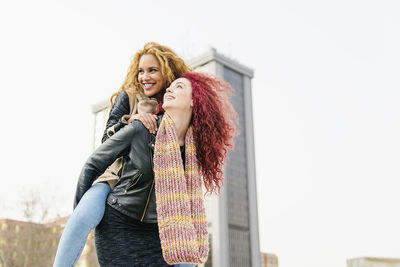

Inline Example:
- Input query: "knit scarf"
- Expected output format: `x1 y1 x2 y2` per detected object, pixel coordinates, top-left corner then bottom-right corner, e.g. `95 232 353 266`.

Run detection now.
153 113 209 265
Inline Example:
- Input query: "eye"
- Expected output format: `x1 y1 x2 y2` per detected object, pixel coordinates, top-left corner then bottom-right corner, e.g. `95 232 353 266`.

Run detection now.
150 68 158 73
138 69 143 74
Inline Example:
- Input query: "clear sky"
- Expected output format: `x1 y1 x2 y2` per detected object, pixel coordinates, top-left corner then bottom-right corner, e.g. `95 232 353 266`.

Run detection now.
0 1 399 266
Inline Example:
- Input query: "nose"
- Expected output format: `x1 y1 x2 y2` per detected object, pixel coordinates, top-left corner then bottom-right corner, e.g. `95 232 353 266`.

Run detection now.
142 71 150 80
166 86 173 93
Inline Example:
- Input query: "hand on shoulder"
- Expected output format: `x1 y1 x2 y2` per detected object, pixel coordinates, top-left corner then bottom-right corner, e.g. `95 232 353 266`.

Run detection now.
128 113 158 134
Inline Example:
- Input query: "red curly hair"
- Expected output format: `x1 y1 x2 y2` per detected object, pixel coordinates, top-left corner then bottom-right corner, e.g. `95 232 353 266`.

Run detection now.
181 72 238 194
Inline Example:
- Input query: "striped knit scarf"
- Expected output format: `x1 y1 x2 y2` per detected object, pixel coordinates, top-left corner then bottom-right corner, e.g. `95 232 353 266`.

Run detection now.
153 113 209 264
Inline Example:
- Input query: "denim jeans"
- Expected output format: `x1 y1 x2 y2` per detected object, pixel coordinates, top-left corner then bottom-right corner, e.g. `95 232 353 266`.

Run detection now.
53 183 111 267
53 183 196 267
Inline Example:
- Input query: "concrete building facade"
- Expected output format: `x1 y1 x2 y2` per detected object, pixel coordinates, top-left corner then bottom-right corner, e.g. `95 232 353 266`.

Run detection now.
0 217 98 267
261 253 279 267
347 257 400 267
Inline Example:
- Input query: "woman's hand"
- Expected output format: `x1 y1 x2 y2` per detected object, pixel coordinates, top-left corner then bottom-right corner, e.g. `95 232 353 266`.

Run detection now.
128 113 158 134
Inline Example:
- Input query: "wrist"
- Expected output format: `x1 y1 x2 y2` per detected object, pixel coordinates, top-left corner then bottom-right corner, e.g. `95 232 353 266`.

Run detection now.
121 114 131 124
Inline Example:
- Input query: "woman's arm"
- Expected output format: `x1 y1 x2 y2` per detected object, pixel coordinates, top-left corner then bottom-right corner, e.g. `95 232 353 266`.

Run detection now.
74 122 139 207
101 91 130 143
101 91 158 141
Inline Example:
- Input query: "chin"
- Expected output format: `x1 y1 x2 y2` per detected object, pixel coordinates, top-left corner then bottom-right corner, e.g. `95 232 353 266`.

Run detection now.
147 90 163 98
144 91 153 97
162 103 169 110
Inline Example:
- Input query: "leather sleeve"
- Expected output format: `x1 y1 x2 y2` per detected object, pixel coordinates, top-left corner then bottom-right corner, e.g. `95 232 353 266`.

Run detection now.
101 91 130 144
74 122 139 208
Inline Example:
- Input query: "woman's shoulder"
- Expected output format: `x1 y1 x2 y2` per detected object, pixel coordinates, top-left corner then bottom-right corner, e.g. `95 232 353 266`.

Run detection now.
129 114 163 133
109 90 130 114
114 90 129 104
129 119 148 133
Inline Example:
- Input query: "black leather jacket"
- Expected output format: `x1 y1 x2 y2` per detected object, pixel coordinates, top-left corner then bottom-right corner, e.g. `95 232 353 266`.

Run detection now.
101 90 130 143
74 115 162 223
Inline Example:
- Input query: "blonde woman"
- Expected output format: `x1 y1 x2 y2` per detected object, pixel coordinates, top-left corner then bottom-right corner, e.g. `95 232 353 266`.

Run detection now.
54 42 192 267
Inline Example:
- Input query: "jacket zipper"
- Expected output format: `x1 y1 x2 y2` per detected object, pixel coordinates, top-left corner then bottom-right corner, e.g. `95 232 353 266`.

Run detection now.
140 179 155 221
140 141 155 221
124 172 143 193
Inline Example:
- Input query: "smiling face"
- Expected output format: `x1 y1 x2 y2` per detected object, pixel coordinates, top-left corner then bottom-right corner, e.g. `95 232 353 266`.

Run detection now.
162 78 193 113
138 54 165 98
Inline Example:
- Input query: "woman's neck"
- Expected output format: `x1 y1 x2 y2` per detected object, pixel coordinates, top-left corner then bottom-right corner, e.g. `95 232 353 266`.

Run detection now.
153 91 164 102
166 111 191 146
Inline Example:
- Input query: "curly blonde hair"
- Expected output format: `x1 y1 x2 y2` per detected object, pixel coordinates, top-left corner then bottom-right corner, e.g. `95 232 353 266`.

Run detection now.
110 42 192 104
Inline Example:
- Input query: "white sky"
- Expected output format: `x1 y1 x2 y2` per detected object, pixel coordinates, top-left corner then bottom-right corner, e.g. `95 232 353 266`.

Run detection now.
1 0 399 266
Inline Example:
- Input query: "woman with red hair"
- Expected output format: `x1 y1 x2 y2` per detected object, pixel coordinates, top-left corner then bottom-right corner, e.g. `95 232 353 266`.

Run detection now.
74 72 237 266
180 72 237 194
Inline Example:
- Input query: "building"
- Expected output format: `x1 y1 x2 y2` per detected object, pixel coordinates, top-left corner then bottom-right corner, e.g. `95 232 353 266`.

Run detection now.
92 48 260 267
0 217 98 267
347 257 400 267
261 253 279 267
0 218 63 266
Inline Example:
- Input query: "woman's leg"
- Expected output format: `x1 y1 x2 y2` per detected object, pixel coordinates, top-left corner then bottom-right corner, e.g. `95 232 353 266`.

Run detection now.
53 183 110 267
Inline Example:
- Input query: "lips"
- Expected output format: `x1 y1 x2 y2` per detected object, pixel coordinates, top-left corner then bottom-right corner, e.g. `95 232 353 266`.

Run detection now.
142 83 155 90
164 94 175 101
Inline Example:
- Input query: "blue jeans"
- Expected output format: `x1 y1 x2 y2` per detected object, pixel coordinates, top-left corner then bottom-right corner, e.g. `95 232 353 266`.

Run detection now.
53 183 195 267
53 183 110 267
